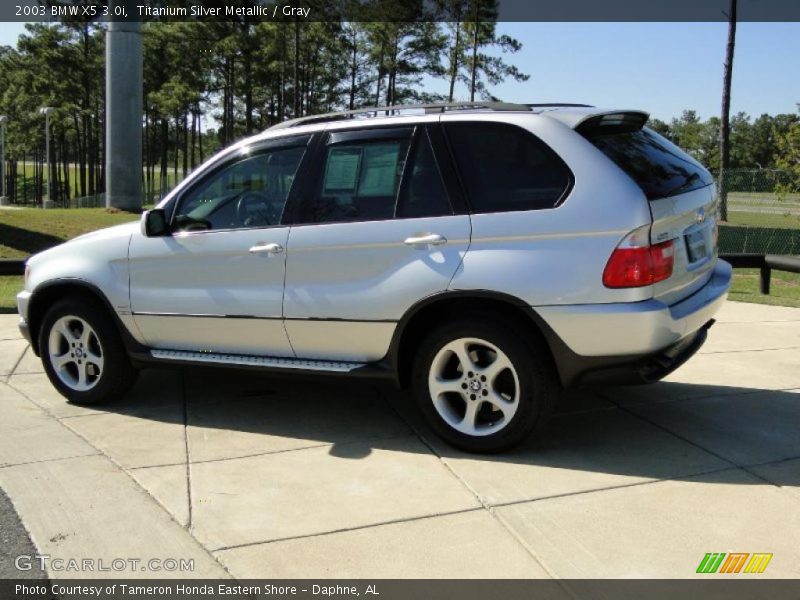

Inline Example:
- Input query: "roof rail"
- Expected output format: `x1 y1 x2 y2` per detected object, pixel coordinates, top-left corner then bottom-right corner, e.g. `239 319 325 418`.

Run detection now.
268 101 539 130
525 103 594 108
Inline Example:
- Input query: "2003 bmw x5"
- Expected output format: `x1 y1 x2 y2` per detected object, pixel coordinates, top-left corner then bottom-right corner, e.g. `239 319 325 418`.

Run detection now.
17 102 731 452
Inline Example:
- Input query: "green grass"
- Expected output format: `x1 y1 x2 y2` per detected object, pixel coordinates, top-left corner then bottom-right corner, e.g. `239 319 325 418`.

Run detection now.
727 190 800 205
724 191 800 229
0 276 22 314
0 208 139 312
0 207 139 259
725 211 800 229
728 268 800 308
0 207 139 312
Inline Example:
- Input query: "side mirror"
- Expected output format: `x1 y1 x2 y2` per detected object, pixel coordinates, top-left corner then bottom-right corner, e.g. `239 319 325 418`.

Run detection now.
141 209 168 237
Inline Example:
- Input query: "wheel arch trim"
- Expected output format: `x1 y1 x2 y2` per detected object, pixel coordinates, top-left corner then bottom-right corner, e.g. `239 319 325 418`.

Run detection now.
26 278 146 357
385 289 572 387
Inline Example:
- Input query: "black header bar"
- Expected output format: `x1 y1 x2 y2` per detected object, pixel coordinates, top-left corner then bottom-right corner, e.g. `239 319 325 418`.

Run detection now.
2 0 800 23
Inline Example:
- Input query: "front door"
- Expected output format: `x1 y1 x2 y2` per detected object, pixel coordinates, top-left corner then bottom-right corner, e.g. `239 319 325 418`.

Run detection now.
282 123 472 362
129 137 310 356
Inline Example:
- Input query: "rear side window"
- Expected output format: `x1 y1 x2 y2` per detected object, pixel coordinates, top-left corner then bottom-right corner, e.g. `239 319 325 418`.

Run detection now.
310 138 410 223
396 130 453 219
584 127 714 200
444 122 572 213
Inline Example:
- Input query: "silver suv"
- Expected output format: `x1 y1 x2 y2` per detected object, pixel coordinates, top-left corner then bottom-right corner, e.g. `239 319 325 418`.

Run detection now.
17 102 731 452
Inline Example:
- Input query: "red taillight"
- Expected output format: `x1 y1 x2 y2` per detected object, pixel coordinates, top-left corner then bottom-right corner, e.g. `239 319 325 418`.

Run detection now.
603 234 674 288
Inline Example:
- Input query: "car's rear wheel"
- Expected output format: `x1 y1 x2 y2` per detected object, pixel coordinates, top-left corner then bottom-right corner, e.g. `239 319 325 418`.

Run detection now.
39 298 138 404
412 317 556 453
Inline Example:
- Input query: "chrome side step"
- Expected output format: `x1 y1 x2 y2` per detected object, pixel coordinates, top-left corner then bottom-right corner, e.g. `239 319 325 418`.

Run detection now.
150 349 366 373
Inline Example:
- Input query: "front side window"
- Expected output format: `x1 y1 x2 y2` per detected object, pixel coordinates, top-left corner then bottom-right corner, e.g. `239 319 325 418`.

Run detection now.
445 122 572 213
174 146 305 232
308 137 410 224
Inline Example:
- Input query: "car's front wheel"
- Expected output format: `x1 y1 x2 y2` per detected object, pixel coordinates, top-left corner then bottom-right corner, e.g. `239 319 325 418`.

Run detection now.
39 298 137 404
412 317 557 453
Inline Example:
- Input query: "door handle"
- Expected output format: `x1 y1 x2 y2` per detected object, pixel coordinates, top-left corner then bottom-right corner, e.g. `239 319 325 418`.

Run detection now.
249 242 284 255
404 233 447 248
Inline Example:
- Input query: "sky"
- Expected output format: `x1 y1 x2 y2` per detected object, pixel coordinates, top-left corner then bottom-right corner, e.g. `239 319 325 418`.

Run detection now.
0 21 798 123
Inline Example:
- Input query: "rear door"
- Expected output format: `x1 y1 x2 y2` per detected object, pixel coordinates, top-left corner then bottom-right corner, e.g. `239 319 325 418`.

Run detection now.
580 120 717 305
282 123 471 362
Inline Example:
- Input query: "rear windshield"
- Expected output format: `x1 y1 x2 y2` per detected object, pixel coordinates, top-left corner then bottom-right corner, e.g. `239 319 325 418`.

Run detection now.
584 127 713 201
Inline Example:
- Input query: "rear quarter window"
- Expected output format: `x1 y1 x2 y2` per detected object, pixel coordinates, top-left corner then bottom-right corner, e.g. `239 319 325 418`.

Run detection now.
584 127 714 201
444 122 573 213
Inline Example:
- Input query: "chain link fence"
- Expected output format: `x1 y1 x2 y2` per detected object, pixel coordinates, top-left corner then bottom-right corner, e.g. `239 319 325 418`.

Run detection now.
718 168 800 255
2 165 185 209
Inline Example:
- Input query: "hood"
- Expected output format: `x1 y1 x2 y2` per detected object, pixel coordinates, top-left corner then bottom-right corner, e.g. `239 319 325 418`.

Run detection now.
69 220 141 244
27 220 140 267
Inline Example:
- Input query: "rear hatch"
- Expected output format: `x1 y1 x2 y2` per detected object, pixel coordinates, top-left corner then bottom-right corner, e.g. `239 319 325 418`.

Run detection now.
577 113 717 305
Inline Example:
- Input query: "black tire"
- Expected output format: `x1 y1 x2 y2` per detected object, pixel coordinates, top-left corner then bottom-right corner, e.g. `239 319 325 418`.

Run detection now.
38 297 138 405
412 316 557 453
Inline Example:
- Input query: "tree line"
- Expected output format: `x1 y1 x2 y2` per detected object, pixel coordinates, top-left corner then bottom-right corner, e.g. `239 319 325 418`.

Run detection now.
649 110 799 176
0 5 798 206
0 0 529 205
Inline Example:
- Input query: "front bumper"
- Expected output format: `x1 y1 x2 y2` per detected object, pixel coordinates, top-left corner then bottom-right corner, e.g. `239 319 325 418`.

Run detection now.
18 318 32 345
16 290 32 345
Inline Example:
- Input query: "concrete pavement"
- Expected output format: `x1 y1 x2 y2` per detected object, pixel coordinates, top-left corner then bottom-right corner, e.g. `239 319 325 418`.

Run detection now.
0 301 799 580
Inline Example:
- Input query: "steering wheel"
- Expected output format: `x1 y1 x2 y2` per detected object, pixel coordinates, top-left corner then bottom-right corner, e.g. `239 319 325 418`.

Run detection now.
234 191 280 227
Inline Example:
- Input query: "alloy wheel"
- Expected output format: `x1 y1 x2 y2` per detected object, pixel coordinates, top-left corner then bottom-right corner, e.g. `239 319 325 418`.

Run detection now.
427 337 520 436
47 315 104 392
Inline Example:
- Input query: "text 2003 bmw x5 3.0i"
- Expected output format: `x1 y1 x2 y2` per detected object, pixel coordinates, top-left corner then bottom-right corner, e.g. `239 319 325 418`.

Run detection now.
17 102 731 452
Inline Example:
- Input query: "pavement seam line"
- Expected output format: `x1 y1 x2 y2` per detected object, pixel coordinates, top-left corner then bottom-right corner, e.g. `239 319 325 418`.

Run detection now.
210 506 485 553
487 510 581 599
699 345 800 355
736 456 800 507
377 385 561 582
594 390 785 488
714 319 800 324
4 344 28 383
53 410 113 420
0 452 103 470
488 465 741 510
4 373 233 575
181 371 193 532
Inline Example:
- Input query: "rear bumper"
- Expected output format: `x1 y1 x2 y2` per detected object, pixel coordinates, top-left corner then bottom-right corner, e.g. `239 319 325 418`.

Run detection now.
571 319 713 387
536 259 731 358
536 259 731 387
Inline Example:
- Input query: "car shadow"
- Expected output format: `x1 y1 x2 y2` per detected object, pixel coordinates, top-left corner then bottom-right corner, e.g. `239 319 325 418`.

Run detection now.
0 223 64 256
78 365 800 488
